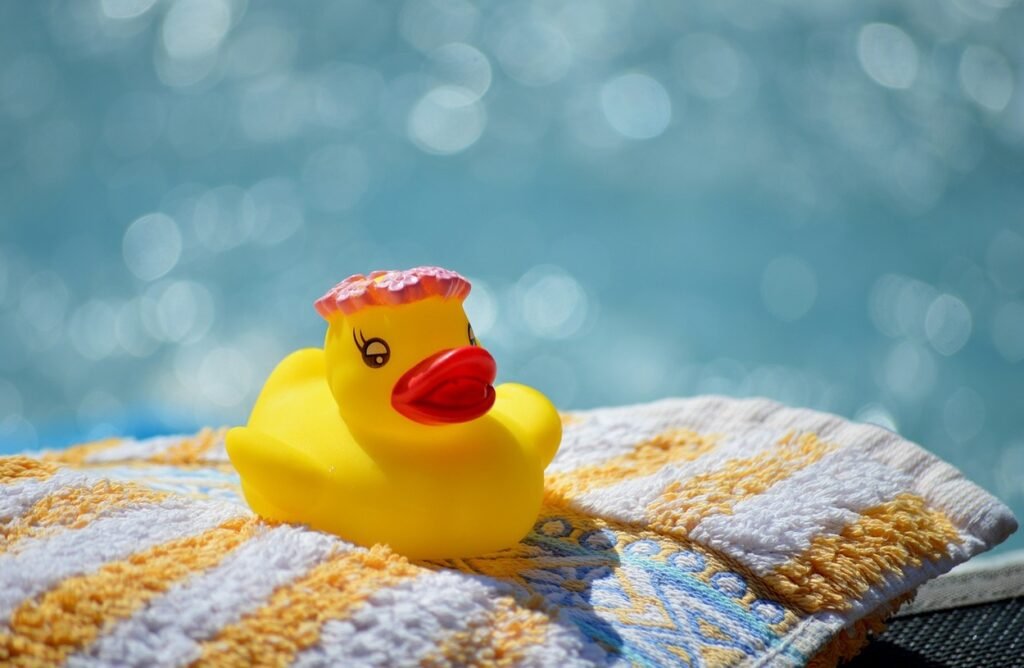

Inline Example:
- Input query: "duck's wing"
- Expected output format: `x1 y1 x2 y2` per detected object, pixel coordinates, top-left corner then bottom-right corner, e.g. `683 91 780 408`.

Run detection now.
491 383 562 468
225 426 328 517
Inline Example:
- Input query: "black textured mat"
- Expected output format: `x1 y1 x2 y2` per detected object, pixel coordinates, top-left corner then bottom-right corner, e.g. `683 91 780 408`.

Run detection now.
848 597 1024 667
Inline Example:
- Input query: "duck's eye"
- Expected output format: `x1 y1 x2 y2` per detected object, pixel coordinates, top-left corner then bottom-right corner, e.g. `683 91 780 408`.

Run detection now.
468 323 477 346
353 330 390 368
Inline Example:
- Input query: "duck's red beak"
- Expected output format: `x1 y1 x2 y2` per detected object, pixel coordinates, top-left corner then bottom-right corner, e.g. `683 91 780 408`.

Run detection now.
391 346 497 425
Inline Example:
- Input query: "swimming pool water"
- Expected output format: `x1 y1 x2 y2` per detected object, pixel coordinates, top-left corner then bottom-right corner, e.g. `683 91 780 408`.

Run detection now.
1 0 1022 551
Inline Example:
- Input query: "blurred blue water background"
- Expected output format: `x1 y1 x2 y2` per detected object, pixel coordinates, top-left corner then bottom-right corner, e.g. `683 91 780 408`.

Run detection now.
0 0 1022 551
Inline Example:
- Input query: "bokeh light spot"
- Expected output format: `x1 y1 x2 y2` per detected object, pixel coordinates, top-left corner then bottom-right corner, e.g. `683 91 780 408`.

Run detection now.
153 280 215 344
407 86 485 155
496 21 571 87
430 42 492 102
959 45 1014 112
192 186 257 250
101 0 158 20
924 294 972 356
122 213 182 281
68 300 119 360
516 266 588 339
162 0 232 61
882 341 937 400
600 73 672 140
857 23 918 90
198 346 254 407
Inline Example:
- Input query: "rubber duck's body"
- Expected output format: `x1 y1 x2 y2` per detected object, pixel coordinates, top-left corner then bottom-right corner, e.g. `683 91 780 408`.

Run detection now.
226 267 561 559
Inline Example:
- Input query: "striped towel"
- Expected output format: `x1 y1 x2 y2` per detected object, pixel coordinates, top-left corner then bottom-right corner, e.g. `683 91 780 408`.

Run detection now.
0 397 1016 667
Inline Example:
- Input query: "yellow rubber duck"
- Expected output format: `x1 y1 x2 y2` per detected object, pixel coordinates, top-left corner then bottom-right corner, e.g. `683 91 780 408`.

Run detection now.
226 266 562 559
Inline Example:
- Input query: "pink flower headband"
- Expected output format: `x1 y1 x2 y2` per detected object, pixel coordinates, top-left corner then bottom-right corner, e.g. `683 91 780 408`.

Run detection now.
314 266 471 319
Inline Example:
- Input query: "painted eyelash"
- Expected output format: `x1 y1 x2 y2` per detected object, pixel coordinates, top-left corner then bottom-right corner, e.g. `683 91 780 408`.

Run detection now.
353 329 368 351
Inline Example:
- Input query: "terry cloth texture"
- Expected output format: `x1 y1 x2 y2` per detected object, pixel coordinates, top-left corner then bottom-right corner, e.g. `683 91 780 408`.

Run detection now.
0 396 1017 667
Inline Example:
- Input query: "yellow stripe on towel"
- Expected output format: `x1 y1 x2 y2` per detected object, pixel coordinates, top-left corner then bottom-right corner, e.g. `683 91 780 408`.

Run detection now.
647 431 833 537
40 439 122 466
0 457 58 483
546 429 718 501
194 545 423 668
764 493 960 612
1 481 168 553
423 596 550 668
0 517 258 665
149 428 224 465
